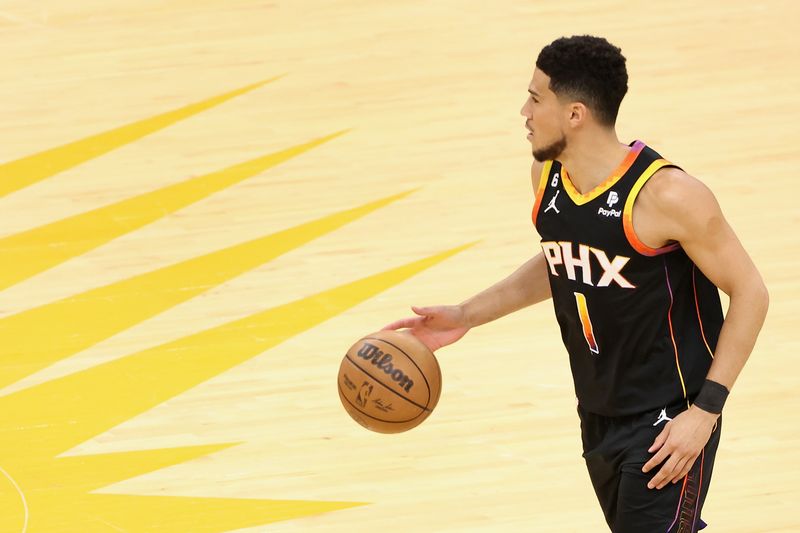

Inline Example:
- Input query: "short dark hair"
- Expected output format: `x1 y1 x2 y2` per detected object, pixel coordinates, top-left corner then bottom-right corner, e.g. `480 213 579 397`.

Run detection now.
536 35 628 126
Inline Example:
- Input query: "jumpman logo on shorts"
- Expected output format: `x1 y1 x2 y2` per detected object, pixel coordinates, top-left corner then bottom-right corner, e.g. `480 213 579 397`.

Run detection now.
653 407 672 426
545 190 561 214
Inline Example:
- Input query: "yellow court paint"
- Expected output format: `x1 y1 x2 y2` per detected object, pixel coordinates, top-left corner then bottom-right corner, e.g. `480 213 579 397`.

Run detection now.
30 494 363 533
0 189 412 390
0 244 471 531
0 77 282 198
6 444 365 532
0 243 474 456
0 131 348 290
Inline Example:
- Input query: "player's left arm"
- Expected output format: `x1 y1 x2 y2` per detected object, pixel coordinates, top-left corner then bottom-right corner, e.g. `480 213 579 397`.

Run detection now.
640 167 769 490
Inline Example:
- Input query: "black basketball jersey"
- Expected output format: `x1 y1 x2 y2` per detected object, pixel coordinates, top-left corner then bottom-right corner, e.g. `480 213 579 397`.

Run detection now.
531 140 724 417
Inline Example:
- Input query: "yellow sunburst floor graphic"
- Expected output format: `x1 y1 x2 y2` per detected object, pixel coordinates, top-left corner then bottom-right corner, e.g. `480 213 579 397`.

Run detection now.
0 80 473 531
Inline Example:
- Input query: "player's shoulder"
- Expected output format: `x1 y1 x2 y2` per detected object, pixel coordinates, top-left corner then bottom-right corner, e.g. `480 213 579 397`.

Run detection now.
636 166 724 245
643 166 717 216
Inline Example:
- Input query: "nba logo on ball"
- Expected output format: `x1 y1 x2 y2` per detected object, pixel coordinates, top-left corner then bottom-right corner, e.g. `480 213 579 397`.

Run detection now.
338 330 442 433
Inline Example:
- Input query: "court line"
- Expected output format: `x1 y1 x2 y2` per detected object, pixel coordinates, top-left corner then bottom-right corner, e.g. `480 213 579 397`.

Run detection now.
0 465 28 533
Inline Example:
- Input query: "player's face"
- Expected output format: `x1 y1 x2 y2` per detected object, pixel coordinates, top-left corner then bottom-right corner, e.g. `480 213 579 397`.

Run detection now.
520 69 567 162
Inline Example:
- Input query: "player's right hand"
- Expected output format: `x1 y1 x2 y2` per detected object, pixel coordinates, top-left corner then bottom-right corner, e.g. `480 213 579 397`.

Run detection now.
381 305 470 352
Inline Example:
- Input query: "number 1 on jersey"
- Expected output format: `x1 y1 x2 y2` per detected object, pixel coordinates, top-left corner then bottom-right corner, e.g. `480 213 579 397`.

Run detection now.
574 292 599 354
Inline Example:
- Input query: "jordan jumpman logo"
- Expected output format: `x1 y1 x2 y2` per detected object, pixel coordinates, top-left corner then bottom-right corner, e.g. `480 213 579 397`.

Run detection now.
545 190 561 214
653 408 672 426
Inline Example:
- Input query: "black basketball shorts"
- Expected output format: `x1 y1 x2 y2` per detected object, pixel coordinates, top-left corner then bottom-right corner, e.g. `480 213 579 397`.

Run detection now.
577 403 722 533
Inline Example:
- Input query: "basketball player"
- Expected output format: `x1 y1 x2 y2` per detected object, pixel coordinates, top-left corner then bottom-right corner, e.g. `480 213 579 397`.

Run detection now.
383 36 768 532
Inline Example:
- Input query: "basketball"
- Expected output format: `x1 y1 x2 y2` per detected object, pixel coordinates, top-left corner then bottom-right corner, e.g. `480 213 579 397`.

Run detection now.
338 329 442 433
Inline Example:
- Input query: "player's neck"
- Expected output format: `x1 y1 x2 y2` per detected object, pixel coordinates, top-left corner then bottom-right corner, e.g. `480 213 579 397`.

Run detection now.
558 131 631 194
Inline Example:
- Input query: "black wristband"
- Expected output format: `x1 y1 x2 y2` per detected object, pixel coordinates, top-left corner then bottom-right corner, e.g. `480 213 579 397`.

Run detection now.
693 379 729 414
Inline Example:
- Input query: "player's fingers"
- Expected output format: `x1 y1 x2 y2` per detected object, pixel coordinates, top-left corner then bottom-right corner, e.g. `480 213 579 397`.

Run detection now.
647 424 670 454
665 456 690 486
648 454 679 489
642 444 670 474
411 305 434 317
671 455 697 485
381 317 422 331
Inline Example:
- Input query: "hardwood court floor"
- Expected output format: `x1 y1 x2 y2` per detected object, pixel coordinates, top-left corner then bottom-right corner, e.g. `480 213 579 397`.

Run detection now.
0 1 797 531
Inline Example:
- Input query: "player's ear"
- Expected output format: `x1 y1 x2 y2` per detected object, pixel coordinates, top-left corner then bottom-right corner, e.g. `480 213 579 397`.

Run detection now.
567 102 588 127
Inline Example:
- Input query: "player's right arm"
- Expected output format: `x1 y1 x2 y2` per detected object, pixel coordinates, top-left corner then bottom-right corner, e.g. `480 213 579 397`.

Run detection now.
382 160 552 352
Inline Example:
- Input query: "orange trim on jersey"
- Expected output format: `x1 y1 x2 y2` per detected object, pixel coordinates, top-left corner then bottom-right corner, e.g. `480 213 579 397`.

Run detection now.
669 473 690 530
531 160 553 228
560 140 645 205
664 260 689 406
692 266 715 359
622 159 682 256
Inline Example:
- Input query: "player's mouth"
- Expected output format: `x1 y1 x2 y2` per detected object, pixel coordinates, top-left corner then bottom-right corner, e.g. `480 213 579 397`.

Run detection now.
525 123 534 139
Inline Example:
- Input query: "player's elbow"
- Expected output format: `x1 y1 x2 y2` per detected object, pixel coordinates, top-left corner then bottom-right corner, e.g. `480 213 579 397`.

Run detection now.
757 280 770 318
728 274 769 321
746 277 770 322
